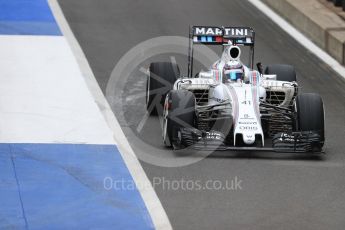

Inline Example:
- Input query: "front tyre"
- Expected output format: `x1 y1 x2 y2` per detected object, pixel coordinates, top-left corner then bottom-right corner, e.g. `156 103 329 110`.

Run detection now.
146 62 179 116
162 90 195 149
294 93 325 151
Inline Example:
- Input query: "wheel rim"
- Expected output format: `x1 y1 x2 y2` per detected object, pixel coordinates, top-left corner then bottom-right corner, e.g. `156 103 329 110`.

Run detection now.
146 74 150 107
162 102 169 145
293 100 299 131
163 118 168 144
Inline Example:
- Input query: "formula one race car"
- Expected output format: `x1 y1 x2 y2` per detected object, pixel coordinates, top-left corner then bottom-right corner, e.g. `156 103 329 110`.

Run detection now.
146 26 325 153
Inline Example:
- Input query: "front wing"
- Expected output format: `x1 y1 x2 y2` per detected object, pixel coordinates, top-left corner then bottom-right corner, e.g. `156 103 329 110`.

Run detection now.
176 128 324 154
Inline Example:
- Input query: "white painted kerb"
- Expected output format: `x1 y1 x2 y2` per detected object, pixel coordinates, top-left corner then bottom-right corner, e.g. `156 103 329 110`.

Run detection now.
0 35 115 144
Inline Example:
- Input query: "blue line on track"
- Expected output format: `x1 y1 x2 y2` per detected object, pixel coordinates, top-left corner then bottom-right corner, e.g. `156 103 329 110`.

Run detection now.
10 153 29 230
0 0 61 35
0 144 154 229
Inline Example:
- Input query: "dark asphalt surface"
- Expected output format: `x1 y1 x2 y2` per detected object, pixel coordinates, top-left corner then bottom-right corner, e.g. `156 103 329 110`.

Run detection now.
58 0 345 229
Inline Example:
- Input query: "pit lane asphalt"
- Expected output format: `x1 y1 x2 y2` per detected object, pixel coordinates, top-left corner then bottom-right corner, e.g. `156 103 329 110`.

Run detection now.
58 0 345 229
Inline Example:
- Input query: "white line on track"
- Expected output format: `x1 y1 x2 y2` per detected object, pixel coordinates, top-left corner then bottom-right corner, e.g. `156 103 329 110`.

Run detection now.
48 0 172 229
248 0 345 80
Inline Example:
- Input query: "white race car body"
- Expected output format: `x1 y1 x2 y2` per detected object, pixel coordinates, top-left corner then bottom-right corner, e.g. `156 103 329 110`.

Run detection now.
155 26 324 152
173 66 296 146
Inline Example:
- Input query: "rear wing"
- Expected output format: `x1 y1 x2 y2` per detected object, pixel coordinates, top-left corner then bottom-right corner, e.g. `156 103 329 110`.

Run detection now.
188 26 255 78
191 26 255 46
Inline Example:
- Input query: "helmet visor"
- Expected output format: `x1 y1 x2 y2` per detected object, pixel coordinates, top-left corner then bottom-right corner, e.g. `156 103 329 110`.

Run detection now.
225 69 243 81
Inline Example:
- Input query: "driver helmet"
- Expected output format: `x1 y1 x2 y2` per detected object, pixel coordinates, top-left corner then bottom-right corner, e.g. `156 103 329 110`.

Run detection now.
223 61 244 83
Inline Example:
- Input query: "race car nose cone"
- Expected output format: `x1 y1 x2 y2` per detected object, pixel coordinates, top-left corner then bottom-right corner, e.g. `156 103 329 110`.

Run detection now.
243 133 255 145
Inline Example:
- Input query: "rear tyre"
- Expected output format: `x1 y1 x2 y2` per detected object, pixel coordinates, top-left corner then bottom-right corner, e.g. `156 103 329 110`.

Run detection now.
146 62 179 116
295 93 325 150
265 64 297 82
163 90 195 149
